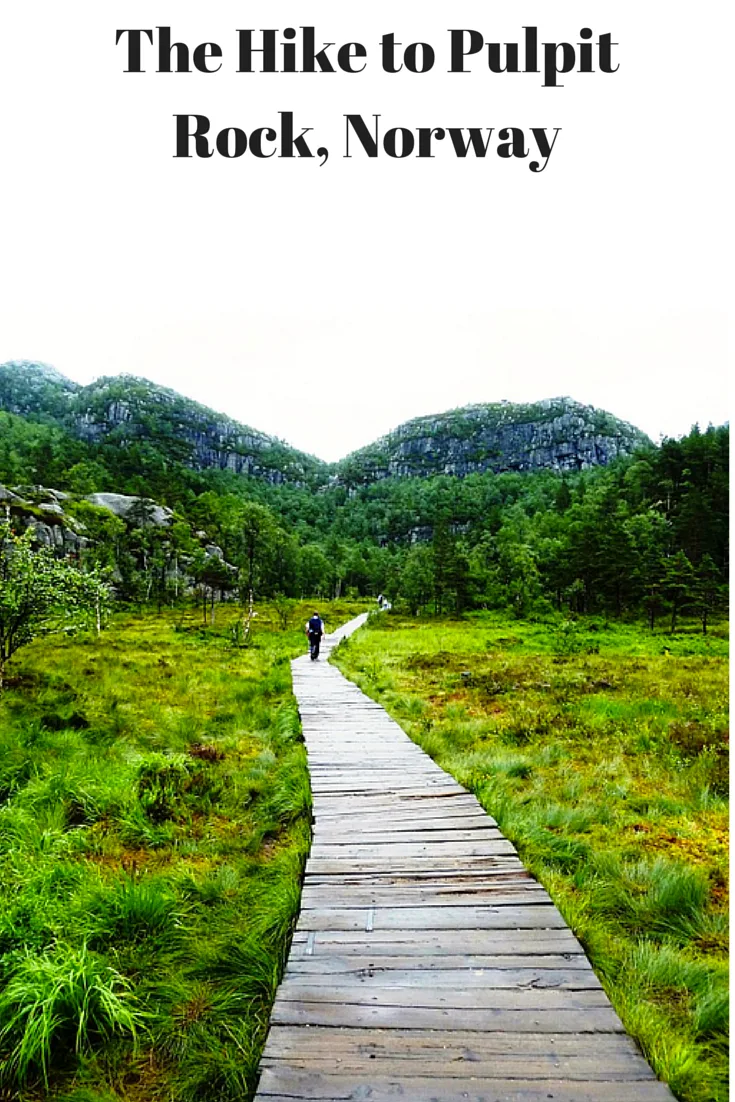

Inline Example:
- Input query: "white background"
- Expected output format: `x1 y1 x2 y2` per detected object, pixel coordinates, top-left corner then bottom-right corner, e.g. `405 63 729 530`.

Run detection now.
0 2 730 460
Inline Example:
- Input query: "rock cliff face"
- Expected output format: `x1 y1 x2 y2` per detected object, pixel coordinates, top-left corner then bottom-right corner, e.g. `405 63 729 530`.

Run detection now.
337 399 652 485
68 377 321 483
0 363 324 486
0 364 652 487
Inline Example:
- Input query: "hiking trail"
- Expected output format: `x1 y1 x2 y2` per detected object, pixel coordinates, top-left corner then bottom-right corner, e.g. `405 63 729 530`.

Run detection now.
254 613 674 1101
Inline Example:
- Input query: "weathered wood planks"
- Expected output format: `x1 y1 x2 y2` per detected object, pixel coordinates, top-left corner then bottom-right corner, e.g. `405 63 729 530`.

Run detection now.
253 614 674 1102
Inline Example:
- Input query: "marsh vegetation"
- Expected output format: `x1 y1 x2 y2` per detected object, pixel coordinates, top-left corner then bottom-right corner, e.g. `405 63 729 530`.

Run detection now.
0 599 364 1101
334 611 729 1102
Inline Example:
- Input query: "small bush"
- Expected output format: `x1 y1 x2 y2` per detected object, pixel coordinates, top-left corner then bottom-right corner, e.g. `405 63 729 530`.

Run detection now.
554 619 585 655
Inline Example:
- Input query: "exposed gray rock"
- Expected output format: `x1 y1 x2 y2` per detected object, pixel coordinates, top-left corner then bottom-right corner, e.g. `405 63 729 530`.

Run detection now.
0 363 322 487
69 376 318 485
29 520 87 554
1 483 88 554
339 397 652 484
86 493 174 527
1 482 238 589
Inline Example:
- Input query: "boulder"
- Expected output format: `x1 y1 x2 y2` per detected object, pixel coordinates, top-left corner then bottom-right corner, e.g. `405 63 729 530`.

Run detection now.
86 493 174 527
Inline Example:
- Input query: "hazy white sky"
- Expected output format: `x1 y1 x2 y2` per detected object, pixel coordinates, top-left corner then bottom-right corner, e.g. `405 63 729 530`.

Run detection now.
0 2 730 461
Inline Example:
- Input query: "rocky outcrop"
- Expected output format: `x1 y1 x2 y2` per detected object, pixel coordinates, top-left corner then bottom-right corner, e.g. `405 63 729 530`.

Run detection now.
1 484 233 583
67 376 324 485
0 360 79 420
0 484 88 555
338 398 652 485
86 493 174 527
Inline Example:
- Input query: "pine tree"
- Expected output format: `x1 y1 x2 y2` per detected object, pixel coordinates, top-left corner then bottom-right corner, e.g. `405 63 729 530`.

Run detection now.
693 554 724 635
663 551 695 633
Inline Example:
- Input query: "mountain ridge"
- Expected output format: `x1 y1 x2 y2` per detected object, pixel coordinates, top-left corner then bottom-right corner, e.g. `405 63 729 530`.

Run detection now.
0 360 652 484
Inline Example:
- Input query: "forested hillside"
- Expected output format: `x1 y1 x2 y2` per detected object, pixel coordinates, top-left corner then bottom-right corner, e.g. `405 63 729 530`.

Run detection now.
0 361 728 1101
0 361 728 626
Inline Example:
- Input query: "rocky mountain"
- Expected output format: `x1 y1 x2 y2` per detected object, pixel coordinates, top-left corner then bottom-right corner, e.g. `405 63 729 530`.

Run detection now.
336 398 652 485
0 363 652 488
0 361 325 486
0 360 80 419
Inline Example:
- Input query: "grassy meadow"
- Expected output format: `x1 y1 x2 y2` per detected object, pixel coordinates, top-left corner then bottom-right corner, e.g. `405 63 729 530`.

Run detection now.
333 612 729 1102
0 598 366 1101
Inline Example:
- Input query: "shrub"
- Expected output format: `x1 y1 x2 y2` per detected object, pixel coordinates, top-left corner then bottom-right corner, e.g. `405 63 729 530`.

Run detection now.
554 619 584 655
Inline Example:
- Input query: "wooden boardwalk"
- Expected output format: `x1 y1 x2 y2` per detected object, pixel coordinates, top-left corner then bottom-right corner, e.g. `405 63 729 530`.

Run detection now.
255 615 674 1101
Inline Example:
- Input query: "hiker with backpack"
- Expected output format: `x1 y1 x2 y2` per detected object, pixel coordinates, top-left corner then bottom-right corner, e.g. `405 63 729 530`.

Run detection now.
305 612 325 660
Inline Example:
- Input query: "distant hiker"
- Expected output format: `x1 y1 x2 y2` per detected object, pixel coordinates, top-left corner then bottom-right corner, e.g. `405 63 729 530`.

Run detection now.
306 612 325 660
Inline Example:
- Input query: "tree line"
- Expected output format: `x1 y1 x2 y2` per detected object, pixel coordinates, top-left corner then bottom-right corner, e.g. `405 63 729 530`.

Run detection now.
0 410 728 630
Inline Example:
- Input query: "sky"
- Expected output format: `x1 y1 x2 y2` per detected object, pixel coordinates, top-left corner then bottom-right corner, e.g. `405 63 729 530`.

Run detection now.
0 2 730 462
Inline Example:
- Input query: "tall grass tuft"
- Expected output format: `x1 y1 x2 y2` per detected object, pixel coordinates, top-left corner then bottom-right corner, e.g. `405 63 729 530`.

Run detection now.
0 944 142 1087
86 874 183 947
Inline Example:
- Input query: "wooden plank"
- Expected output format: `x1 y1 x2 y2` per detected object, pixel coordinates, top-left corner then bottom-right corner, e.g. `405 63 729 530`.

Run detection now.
304 868 536 885
260 1054 655 1082
296 905 567 931
308 789 469 797
305 859 527 876
287 954 596 972
312 792 482 807
309 786 468 798
299 888 552 909
310 841 517 859
301 872 541 889
314 814 499 831
289 930 585 957
270 1001 625 1032
274 985 609 1010
262 1026 643 1059
312 828 508 845
281 965 602 989
256 1069 673 1100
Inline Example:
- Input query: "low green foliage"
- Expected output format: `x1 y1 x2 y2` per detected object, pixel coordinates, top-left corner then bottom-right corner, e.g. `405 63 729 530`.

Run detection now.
0 944 141 1087
0 521 110 688
0 598 366 1100
334 611 729 1102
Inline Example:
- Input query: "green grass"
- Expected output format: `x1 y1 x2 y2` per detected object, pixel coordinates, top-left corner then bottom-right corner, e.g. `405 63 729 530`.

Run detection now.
334 611 729 1102
0 597 367 1100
